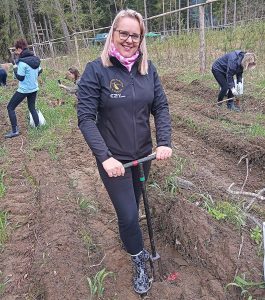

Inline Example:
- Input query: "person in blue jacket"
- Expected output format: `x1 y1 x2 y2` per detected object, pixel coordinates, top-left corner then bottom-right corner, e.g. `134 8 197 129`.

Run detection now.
212 50 256 111
78 9 172 295
5 39 42 138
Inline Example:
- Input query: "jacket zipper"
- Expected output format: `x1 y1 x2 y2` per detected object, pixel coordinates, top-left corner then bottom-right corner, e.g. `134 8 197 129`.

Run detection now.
130 72 137 158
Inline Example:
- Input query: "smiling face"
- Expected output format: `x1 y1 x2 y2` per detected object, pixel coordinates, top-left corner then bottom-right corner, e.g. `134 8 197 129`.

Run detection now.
113 16 141 58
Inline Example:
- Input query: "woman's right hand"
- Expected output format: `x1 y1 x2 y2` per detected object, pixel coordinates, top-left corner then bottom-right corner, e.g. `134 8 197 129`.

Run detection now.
102 157 125 177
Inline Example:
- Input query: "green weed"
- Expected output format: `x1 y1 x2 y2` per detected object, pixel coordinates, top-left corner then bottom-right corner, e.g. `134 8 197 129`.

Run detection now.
0 146 7 158
226 275 265 299
0 171 6 198
248 124 265 137
87 268 113 299
250 226 262 245
78 197 98 213
81 231 97 252
0 211 8 248
202 196 246 228
215 201 245 227
165 155 186 195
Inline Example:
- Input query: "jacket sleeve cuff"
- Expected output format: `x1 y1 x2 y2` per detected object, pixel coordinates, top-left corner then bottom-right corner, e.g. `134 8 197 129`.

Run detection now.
157 141 171 148
97 150 113 163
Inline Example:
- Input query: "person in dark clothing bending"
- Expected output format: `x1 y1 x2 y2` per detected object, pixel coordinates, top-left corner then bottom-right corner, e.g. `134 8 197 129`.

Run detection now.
77 9 172 295
212 51 256 111
58 66 80 94
0 64 8 86
5 39 42 138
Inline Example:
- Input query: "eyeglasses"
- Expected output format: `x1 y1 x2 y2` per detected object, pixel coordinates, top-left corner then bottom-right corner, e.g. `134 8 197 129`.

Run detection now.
114 30 142 42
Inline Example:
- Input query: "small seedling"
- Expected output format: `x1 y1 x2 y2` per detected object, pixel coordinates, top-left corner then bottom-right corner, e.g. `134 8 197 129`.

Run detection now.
78 197 98 213
250 226 262 245
81 231 97 252
0 171 6 198
87 268 113 299
204 199 246 228
0 211 8 248
226 275 265 299
165 155 186 195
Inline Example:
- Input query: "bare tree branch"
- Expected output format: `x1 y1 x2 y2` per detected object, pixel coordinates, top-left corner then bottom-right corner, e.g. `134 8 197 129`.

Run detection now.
227 183 265 201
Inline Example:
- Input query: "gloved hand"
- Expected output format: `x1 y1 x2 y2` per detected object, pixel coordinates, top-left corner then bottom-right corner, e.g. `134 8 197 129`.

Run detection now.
237 82 243 95
231 87 239 96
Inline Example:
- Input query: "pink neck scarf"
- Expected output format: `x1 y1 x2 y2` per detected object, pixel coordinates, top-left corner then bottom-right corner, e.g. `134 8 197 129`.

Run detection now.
109 43 139 72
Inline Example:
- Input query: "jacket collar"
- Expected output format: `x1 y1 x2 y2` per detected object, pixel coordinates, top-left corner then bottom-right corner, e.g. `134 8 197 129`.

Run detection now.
109 52 143 73
19 48 34 59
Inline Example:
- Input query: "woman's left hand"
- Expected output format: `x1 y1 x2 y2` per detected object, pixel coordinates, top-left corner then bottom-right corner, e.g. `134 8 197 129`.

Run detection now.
156 146 172 160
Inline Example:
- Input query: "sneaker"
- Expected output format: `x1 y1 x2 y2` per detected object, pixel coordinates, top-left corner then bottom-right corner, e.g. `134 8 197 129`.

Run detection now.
5 127 20 138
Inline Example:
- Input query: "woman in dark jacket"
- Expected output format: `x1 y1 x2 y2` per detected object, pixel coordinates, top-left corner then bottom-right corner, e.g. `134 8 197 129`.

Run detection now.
212 50 256 111
77 9 172 295
5 39 42 138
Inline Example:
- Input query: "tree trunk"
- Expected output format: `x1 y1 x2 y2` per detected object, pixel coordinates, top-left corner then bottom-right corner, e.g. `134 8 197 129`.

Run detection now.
210 3 213 28
233 0 237 28
89 0 96 38
187 0 189 33
54 0 72 53
11 1 24 37
178 0 181 34
47 14 54 40
143 0 148 33
162 0 166 35
169 0 173 34
24 0 37 44
113 0 118 14
199 5 206 74
69 0 78 32
43 15 50 41
224 0 227 25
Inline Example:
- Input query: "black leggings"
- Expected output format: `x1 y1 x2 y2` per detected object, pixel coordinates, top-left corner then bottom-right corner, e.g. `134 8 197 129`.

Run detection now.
0 69 7 86
212 68 233 106
7 91 39 131
96 158 151 255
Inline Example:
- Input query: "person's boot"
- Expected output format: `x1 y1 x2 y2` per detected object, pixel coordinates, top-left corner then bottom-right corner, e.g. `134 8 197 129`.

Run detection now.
5 126 19 138
227 101 240 112
131 249 151 294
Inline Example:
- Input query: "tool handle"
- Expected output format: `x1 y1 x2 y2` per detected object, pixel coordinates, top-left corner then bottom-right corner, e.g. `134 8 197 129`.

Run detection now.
123 153 156 169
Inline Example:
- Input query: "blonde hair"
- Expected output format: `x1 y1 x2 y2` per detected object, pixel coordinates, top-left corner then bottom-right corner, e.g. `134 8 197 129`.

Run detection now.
241 52 256 70
101 9 148 75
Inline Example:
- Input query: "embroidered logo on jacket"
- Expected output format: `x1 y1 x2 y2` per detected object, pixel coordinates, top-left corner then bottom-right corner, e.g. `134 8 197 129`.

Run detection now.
110 79 123 93
110 79 125 98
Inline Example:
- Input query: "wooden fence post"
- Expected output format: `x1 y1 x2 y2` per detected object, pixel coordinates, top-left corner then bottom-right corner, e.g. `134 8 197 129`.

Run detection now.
199 5 206 74
74 33 81 69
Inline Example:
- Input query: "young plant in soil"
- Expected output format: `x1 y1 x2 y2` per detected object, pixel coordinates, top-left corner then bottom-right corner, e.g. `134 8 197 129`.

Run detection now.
78 197 98 213
226 275 265 300
165 155 187 195
87 268 113 299
0 170 6 198
196 193 246 228
0 211 8 249
81 230 97 253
